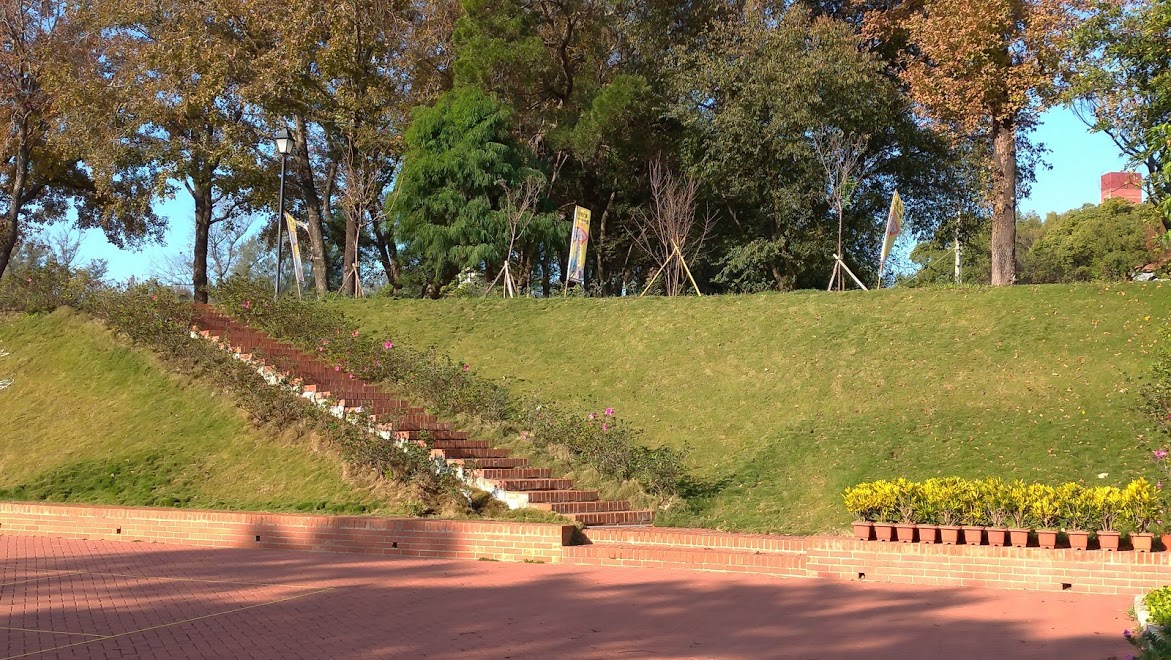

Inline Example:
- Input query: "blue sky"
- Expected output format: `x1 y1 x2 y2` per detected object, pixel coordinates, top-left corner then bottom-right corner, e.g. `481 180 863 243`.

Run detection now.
62 106 1132 282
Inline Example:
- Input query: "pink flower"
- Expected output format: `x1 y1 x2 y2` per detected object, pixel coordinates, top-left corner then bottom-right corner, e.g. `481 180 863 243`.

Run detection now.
317 347 324 352
334 366 341 372
602 423 608 431
463 364 470 372
383 341 394 350
322 339 329 345
243 300 251 309
352 330 360 337
150 295 157 302
604 407 614 416
1159 481 1164 490
588 413 597 420
1155 449 1169 461
374 361 381 367
348 373 355 379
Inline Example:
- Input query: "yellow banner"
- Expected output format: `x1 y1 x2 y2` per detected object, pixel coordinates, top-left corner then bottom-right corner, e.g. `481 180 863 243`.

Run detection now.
879 191 904 276
284 212 305 287
566 206 590 284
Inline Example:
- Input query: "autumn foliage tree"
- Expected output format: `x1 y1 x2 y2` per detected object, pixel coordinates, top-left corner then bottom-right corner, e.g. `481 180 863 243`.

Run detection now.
864 0 1081 285
0 0 158 281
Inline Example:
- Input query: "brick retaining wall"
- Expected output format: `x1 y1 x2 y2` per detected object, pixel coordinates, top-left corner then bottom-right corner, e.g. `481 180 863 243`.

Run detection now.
0 502 574 563
4 503 1168 594
804 537 1171 595
565 527 1171 595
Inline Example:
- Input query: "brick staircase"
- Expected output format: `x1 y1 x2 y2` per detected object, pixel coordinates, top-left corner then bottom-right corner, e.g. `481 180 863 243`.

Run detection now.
565 527 809 575
192 305 653 527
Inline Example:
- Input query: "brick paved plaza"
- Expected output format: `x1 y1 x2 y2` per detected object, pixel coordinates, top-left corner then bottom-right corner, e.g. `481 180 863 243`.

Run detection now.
0 535 1135 659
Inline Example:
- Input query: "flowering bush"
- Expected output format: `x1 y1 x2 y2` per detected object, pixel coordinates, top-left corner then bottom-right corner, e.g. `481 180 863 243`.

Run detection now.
213 277 684 498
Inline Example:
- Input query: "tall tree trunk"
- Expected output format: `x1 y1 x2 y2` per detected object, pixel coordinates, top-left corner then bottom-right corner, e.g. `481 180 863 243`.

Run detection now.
0 143 29 282
292 116 331 294
541 253 551 297
990 116 1017 286
341 211 360 296
369 211 399 290
595 190 615 296
192 182 214 303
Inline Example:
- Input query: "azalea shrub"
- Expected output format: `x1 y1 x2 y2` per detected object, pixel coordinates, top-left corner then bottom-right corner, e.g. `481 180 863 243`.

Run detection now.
0 262 106 314
213 277 685 497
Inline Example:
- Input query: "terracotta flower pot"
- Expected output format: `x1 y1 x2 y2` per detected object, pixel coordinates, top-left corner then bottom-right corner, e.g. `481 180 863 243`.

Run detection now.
874 523 894 542
917 524 938 544
852 521 873 541
1067 530 1090 550
939 526 961 545
895 523 916 543
986 528 1008 547
1036 529 1058 549
1098 530 1121 551
1132 533 1154 553
1009 528 1030 548
1160 533 1171 551
961 526 984 545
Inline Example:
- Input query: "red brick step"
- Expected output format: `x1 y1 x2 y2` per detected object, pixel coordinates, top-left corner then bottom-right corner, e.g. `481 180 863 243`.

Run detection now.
568 510 655 526
531 500 631 514
477 468 553 480
493 478 575 491
525 490 599 503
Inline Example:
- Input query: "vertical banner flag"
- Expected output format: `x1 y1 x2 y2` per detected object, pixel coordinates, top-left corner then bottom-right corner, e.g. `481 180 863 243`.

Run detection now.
878 190 905 278
567 205 591 284
284 212 305 287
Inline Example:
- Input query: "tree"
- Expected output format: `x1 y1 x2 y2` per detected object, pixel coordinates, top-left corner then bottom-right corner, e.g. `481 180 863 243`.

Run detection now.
1025 199 1164 282
239 0 454 296
671 7 952 291
1066 0 1171 205
632 159 712 296
64 0 267 303
864 0 1080 286
0 0 158 281
390 87 560 297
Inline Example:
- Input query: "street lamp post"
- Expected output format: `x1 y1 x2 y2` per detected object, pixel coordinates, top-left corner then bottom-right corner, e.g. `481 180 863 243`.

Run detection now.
273 128 293 300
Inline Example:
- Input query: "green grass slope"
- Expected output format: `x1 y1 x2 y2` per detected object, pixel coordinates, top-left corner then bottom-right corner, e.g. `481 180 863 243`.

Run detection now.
339 284 1171 533
0 309 386 513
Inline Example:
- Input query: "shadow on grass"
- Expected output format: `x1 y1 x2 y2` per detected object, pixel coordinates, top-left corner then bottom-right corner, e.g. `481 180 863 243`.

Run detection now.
0 534 1134 659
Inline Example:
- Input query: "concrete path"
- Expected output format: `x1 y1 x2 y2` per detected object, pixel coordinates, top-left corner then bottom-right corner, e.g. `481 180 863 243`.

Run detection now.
0 535 1134 659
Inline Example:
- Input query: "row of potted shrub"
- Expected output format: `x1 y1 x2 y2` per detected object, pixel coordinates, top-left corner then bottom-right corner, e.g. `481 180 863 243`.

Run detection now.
843 477 1163 551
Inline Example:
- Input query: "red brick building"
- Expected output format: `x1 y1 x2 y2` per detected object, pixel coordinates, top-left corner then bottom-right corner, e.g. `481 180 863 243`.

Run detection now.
1100 171 1143 204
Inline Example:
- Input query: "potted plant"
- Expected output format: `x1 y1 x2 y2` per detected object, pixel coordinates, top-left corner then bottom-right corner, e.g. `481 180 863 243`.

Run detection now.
928 477 964 544
1057 482 1093 550
981 478 1010 547
1028 483 1060 549
1123 478 1160 552
916 481 940 544
1006 480 1032 547
958 478 984 545
894 479 919 543
871 480 898 541
844 483 875 540
1093 486 1123 551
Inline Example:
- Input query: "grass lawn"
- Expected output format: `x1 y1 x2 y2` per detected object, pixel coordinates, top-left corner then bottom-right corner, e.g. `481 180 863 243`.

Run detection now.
0 309 390 513
338 283 1171 533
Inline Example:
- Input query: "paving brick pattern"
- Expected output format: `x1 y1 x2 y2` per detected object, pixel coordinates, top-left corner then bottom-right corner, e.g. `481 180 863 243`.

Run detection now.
0 535 1136 659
